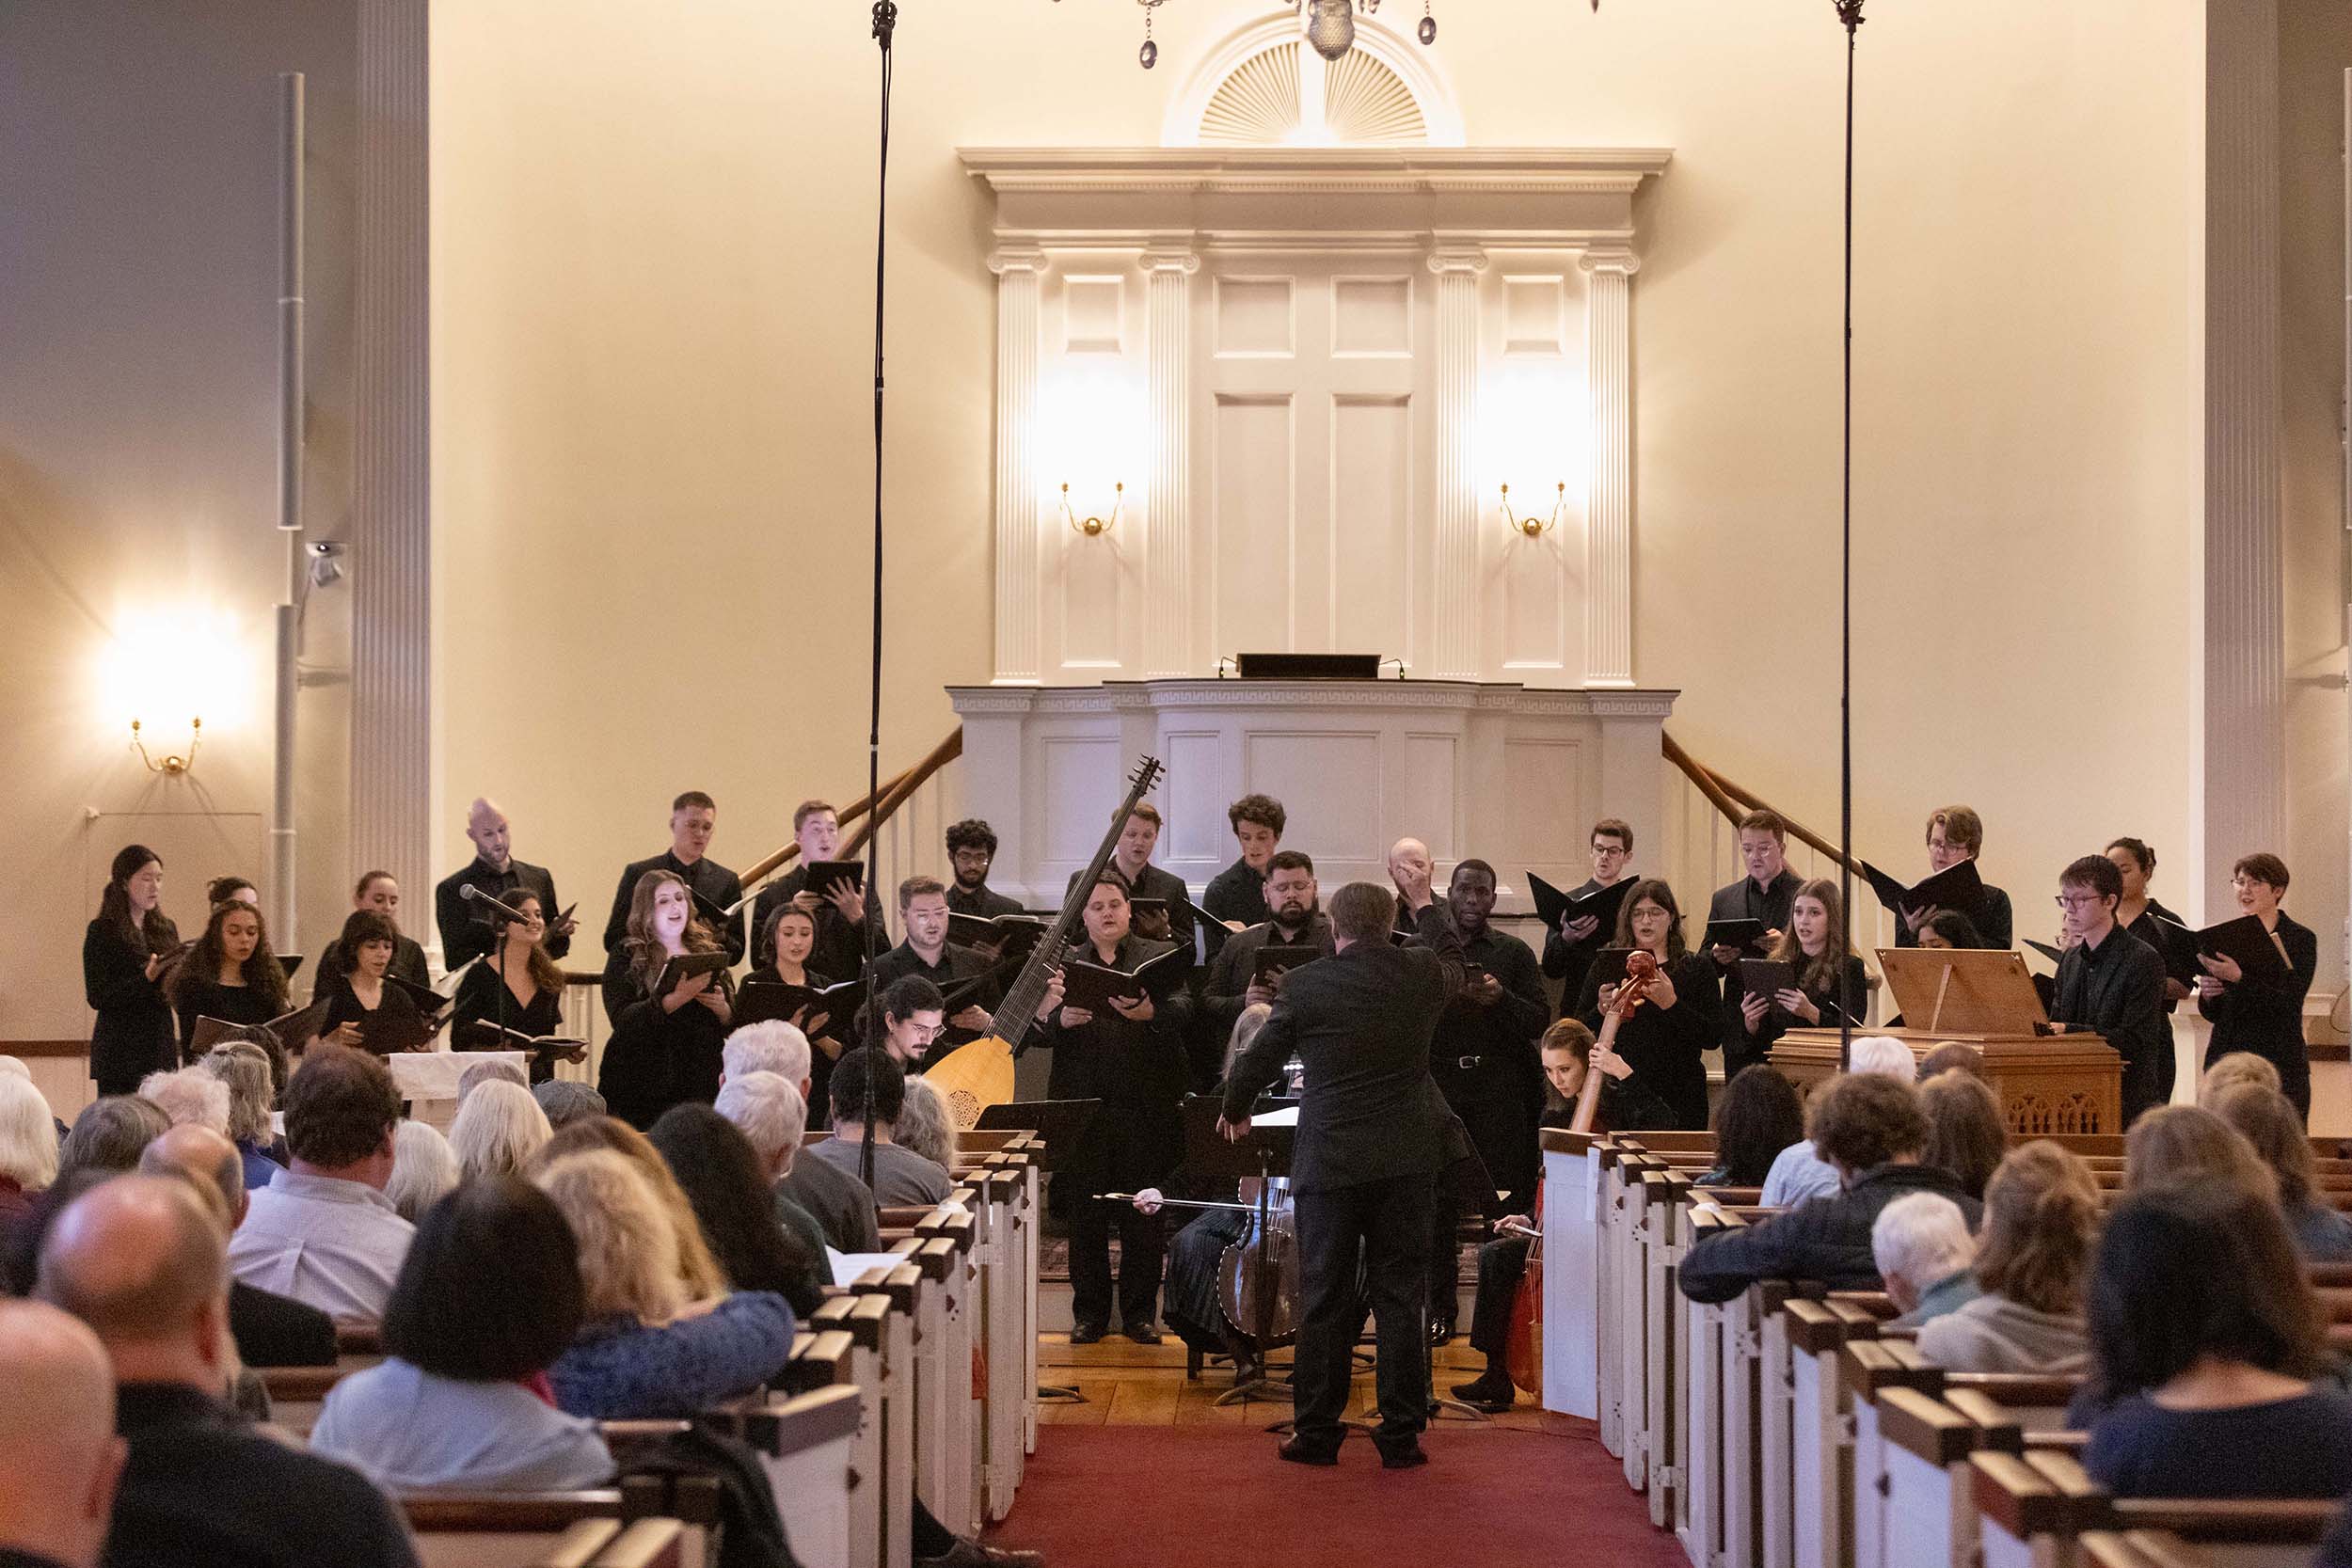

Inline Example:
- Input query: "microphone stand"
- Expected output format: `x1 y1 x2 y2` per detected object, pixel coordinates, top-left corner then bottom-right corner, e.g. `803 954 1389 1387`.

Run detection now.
858 0 898 1199
1834 0 1864 1072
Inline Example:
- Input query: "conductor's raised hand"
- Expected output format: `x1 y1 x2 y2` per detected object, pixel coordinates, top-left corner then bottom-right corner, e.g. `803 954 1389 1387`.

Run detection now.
1216 1112 1252 1143
1391 855 1434 911
1108 990 1154 1022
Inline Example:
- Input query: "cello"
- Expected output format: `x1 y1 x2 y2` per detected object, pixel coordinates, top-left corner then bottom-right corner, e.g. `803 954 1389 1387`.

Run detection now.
1506 948 1657 1396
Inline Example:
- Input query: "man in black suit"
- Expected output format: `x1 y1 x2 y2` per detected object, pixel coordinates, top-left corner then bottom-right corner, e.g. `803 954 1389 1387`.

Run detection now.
434 797 572 972
1220 856 1465 1469
750 800 889 976
1705 809 1804 1077
1200 850 1330 1045
604 790 747 965
1065 801 1195 958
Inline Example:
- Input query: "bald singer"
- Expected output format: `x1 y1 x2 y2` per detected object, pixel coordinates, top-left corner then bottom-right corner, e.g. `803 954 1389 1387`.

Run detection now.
434 797 573 972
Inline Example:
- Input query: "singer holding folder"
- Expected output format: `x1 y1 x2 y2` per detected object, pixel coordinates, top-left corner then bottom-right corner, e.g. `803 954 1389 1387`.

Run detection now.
747 800 887 977
450 888 568 1082
168 899 293 1053
1890 806 2014 949
1539 818 1637 1020
2196 853 2317 1121
85 846 181 1094
604 791 745 966
600 870 734 1130
315 910 428 1055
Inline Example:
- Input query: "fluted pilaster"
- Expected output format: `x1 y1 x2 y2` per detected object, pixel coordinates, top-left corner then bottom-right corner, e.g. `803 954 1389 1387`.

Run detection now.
1581 247 1638 687
989 247 1046 684
1141 248 1200 679
1428 245 1487 680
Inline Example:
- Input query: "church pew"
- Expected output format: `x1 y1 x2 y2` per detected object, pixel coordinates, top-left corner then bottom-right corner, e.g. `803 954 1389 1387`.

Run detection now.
851 1259 925 1568
1678 1206 1739 1568
403 1478 714 1568
704 1379 865 1568
803 1297 895 1568
1971 1449 2341 1568
1538 1127 1604 1419
912 1209 981 1539
963 1156 1032 1517
258 1361 355 1435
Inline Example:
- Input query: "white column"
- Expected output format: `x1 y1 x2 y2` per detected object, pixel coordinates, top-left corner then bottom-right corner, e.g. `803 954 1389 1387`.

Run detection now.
1581 246 1639 688
1428 245 1487 680
2202 0 2285 903
350 0 431 905
1141 247 1200 678
989 247 1046 684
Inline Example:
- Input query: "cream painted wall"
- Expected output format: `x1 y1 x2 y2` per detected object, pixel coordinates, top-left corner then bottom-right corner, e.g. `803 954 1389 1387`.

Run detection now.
0 1 358 1067
430 0 2214 972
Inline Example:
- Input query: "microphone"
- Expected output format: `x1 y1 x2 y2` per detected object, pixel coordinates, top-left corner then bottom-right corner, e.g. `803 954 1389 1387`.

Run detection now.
459 883 532 924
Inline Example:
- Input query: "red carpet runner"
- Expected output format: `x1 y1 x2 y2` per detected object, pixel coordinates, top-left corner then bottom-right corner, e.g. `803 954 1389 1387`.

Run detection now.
983 1420 1689 1568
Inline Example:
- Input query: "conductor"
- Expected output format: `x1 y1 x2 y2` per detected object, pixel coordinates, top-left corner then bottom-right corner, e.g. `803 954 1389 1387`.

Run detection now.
1218 852 1466 1469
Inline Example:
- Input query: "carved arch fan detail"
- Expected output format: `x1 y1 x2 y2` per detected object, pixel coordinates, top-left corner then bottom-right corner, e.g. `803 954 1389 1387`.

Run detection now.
1197 40 1427 145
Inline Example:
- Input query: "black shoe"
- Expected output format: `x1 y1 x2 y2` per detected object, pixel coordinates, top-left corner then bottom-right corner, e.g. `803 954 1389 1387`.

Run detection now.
1379 1444 1430 1470
1428 1317 1455 1348
1124 1323 1164 1345
1279 1436 1341 1466
914 1541 1045 1568
1069 1323 1107 1345
1450 1371 1518 1413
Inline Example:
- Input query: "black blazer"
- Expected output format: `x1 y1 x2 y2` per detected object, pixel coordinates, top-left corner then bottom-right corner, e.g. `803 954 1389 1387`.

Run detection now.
2199 911 2317 1066
1200 915 1335 1046
435 857 568 972
83 918 178 1087
1222 902 1467 1194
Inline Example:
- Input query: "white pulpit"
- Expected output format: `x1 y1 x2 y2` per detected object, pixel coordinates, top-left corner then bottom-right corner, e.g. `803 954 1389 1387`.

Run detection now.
947 678 1676 913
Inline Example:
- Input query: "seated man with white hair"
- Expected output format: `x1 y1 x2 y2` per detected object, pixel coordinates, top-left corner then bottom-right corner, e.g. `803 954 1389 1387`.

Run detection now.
714 1071 832 1271
723 1022 882 1253
1871 1191 1980 1328
135 1068 230 1136
1759 1036 1920 1207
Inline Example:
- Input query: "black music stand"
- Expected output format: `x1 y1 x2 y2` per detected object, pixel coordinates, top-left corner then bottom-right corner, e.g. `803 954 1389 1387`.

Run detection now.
975 1099 1102 1404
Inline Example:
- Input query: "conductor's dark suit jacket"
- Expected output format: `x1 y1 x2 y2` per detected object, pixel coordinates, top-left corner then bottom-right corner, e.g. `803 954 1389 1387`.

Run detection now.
1221 901 1466 1194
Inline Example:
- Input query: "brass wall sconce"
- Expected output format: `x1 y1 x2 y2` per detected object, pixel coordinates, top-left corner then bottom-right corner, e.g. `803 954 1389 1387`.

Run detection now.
1062 482 1123 538
1500 483 1565 539
131 716 202 776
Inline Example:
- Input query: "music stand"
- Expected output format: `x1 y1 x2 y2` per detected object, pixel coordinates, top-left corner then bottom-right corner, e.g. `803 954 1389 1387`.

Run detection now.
1175 1098 1310 1414
1876 948 2049 1037
974 1100 1102 1403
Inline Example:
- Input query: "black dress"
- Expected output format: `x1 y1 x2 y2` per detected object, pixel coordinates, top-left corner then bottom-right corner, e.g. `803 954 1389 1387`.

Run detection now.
317 978 425 1055
449 962 567 1084
1574 950 1720 1131
2200 911 2318 1120
170 977 286 1060
2124 899 2191 1013
598 946 734 1131
314 934 430 992
743 963 839 1126
1036 936 1193 1332
1728 954 1869 1077
84 917 177 1095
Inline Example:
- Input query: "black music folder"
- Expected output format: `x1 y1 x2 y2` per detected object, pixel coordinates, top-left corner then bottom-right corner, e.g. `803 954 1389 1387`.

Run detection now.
653 949 734 999
735 976 863 1028
803 861 866 900
1059 946 1189 1011
1860 857 1987 927
2157 912 2289 981
1528 872 1633 940
1700 917 1770 956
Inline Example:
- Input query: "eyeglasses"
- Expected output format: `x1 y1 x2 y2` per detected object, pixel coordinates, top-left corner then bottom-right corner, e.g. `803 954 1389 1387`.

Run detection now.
2054 893 2106 911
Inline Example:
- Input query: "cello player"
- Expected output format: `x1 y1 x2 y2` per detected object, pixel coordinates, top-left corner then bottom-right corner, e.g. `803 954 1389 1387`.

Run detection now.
1449 1018 1675 1412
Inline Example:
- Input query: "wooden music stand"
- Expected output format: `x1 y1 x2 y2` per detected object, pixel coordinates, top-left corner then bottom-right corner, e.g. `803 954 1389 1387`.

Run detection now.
1875 947 2049 1036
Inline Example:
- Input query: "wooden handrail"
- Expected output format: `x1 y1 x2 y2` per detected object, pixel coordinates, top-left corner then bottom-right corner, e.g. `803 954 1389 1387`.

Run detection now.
842 725 966 861
734 763 914 891
1661 729 1863 879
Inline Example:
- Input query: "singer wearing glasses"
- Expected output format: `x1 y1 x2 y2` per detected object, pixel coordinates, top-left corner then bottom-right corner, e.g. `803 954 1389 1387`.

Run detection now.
2043 855 2169 1124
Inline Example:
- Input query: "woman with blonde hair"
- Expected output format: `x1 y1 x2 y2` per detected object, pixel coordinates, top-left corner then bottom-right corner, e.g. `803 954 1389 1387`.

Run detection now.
202 1042 286 1195
531 1149 794 1418
1917 1142 2098 1373
2122 1103 2273 1196
536 1116 726 1302
386 1119 461 1226
1920 1069 2007 1201
2212 1082 2352 1262
2201 1051 2281 1100
597 871 733 1129
448 1078 554 1183
0 1074 59 1226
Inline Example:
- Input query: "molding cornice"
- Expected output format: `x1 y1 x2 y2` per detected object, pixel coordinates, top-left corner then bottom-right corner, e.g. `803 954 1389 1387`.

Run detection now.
947 680 1681 718
961 148 1674 194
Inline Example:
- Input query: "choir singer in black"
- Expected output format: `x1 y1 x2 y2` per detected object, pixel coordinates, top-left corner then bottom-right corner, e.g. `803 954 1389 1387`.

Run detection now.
944 817 1023 918
605 790 745 965
1199 850 1331 1044
1540 817 1636 1021
434 797 571 972
748 799 887 977
1219 858 1464 1471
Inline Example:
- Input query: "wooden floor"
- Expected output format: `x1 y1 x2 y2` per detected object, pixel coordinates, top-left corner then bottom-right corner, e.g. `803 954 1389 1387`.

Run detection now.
1037 1333 1574 1433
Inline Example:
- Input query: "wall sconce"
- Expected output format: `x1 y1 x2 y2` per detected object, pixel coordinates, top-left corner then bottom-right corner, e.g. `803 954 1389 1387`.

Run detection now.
131 716 202 776
1061 482 1124 538
1500 483 1565 539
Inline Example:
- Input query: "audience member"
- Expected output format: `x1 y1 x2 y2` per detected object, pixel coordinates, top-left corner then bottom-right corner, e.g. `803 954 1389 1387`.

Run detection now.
0 1299 123 1568
134 1069 228 1136
1757 1036 1916 1206
1917 1141 2095 1374
447 1080 553 1183
531 1150 795 1419
532 1079 608 1130
895 1074 957 1170
0 1075 59 1228
199 1044 284 1196
536 1117 728 1301
455 1058 529 1102
310 1179 612 1492
138 1125 336 1369
715 1071 837 1271
2121 1103 2271 1195
1870 1193 1979 1328
2211 1082 2352 1262
1698 1066 1805 1188
1915 1041 1986 1081
1919 1069 2005 1201
227 1046 414 1323
2200 1051 2281 1099
806 1049 951 1207
721 1020 813 1085
385 1121 460 1227
647 1103 825 1315
56 1098 168 1185
1679 1072 1980 1303
2078 1183 2352 1498
730 1026 884 1253
35 1177 417 1567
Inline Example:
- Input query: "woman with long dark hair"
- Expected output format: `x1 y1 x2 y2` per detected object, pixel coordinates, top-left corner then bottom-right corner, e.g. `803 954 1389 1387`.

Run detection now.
168 898 291 1051
1733 878 1869 1073
646 1102 825 1316
450 889 568 1082
1572 878 1719 1128
83 845 180 1094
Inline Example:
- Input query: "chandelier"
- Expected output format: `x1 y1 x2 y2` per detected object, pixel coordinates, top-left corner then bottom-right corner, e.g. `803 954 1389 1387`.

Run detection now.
1124 0 1442 71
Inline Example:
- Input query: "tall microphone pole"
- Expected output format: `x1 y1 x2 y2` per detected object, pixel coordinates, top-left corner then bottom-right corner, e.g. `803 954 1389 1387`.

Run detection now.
860 0 898 1196
1834 0 1864 1071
